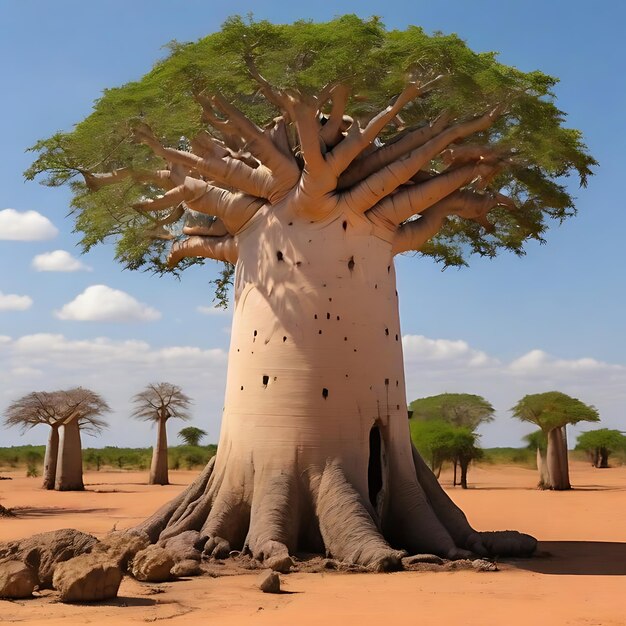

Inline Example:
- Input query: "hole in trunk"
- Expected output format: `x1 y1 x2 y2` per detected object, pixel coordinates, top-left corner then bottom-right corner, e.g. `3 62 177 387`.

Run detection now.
348 256 355 272
322 388 329 399
276 251 284 261
368 425 383 510
262 375 269 387
342 220 348 230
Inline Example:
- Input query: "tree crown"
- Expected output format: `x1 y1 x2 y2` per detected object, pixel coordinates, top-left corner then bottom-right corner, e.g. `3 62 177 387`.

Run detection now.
178 426 208 446
132 382 192 422
25 15 596 304
409 392 494 430
4 388 110 435
511 391 599 431
576 428 626 452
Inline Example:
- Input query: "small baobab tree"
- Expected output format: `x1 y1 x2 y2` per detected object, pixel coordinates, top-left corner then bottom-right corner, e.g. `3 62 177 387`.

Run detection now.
4 388 109 490
132 383 192 485
576 429 626 468
178 426 208 447
512 391 599 490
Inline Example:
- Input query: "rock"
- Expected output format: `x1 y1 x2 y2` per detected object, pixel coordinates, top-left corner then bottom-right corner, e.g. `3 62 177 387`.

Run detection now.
0 561 38 598
258 569 280 593
131 545 174 582
93 531 150 571
472 559 498 572
159 531 203 563
52 554 122 602
403 554 445 566
265 554 293 574
171 559 202 577
0 529 98 588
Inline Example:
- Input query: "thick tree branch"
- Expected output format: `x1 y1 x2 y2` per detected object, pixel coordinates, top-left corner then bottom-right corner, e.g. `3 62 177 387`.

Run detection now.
168 234 238 266
83 167 178 191
337 113 451 189
391 189 516 254
327 76 444 176
319 84 351 149
132 121 272 199
369 162 498 226
345 108 503 214
134 177 264 233
183 216 229 237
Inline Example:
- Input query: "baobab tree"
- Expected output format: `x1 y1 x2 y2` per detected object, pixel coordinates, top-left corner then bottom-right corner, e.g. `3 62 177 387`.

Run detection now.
132 383 192 485
4 388 109 490
512 392 599 490
178 426 208 447
26 16 596 566
576 429 626 468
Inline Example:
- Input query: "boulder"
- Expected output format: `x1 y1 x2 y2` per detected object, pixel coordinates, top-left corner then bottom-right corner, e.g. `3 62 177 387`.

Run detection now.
171 559 203 577
0 561 38 598
265 554 293 573
131 545 174 582
0 529 98 588
52 554 122 602
258 569 280 593
93 531 150 571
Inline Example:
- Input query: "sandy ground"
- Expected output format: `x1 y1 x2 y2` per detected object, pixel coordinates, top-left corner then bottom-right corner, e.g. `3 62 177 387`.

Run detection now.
1 461 624 625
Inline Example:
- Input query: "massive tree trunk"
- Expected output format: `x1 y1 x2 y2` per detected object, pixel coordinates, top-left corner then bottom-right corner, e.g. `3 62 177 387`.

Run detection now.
545 427 570 491
135 206 536 566
149 415 169 485
55 419 84 491
42 425 60 490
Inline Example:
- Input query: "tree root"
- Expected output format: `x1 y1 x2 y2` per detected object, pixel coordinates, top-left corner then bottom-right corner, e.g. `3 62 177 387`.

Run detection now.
130 448 536 572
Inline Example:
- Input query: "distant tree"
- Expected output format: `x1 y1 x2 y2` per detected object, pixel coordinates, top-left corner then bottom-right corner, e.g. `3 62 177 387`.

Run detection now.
409 393 495 430
449 428 483 489
178 426 208 447
4 388 109 490
132 383 191 485
512 391 599 490
409 419 482 488
576 429 626 468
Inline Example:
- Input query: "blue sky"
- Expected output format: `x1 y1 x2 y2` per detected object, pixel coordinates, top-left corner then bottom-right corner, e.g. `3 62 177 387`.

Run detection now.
0 0 624 448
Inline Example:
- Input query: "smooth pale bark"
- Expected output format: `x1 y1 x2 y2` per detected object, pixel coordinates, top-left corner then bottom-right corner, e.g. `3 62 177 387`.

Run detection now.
55 419 84 491
149 417 169 486
42 426 60 490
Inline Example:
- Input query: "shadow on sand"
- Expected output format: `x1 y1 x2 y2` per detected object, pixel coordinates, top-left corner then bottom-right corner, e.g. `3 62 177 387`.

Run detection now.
12 506 112 517
510 541 626 576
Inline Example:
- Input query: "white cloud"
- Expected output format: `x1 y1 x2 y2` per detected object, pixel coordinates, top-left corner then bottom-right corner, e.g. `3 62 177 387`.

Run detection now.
403 335 497 368
197 305 231 316
32 250 92 272
55 285 161 322
0 333 228 447
0 209 58 241
0 291 33 311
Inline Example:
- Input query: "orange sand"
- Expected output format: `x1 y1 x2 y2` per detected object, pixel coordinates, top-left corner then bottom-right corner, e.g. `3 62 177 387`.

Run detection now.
1 461 624 625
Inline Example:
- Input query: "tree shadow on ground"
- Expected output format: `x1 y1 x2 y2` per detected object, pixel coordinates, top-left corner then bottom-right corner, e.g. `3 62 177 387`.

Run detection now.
11 506 112 517
509 541 626 575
